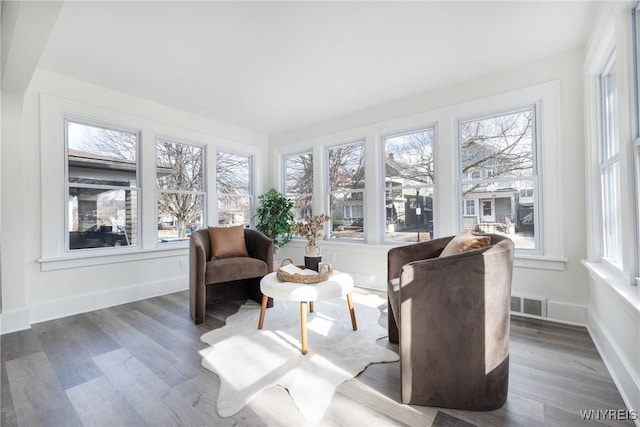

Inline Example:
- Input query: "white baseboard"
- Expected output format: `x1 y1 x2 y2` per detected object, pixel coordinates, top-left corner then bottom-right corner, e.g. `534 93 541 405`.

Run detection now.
588 309 640 423
0 277 188 335
0 308 30 334
546 300 588 325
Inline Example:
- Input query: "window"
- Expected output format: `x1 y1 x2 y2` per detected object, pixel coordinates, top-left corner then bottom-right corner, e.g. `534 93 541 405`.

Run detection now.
156 139 205 243
599 52 622 267
464 199 475 216
459 108 537 249
217 151 253 226
383 128 435 242
327 141 365 240
283 151 313 221
66 120 139 250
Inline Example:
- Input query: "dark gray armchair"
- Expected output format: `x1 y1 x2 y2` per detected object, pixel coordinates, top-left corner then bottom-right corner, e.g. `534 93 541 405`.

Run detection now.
387 233 514 410
189 228 274 324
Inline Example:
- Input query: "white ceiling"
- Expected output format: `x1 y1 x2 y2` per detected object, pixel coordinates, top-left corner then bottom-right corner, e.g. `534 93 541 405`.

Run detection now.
38 1 596 135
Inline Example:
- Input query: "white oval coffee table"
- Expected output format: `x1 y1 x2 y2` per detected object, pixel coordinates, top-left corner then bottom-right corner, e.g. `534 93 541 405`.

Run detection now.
258 270 357 355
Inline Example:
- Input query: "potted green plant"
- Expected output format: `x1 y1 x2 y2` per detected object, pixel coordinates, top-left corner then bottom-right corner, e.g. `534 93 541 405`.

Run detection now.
255 188 294 252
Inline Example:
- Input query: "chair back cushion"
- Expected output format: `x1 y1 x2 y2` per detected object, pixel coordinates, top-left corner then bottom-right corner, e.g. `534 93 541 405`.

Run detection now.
208 225 249 259
439 233 491 257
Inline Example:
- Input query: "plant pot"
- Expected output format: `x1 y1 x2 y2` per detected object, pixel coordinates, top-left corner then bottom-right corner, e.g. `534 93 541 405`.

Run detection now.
304 245 321 271
304 256 322 272
304 244 321 257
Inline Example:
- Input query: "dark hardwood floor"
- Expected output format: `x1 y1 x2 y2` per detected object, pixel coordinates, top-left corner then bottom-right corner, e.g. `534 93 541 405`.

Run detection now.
0 288 633 426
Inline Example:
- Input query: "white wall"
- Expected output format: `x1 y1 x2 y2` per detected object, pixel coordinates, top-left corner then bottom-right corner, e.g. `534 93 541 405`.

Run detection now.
0 69 269 333
271 48 589 324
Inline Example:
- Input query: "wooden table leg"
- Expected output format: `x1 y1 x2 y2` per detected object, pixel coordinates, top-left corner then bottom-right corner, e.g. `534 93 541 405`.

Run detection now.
309 301 314 312
346 293 357 330
258 295 269 329
300 302 308 355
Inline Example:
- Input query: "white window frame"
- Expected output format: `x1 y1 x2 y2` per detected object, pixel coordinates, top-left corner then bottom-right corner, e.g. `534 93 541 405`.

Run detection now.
598 52 623 268
155 137 207 245
64 116 141 252
633 3 640 282
583 2 639 291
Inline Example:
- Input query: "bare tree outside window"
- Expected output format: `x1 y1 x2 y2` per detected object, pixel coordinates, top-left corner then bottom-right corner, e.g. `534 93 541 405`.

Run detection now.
327 142 365 239
284 151 313 221
156 139 205 242
384 128 435 242
217 151 252 226
459 108 538 249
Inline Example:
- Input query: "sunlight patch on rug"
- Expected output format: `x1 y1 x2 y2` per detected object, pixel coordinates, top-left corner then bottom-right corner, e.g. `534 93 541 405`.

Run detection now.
199 293 398 421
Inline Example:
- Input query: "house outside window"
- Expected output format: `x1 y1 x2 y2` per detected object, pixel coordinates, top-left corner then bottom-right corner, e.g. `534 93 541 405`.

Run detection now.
459 108 537 249
156 138 205 243
217 151 253 226
598 52 622 267
283 151 313 221
66 120 139 250
327 141 365 240
383 127 435 242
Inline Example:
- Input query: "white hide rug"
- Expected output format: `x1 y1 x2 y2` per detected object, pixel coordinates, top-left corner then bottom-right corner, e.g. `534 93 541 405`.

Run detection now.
199 293 399 421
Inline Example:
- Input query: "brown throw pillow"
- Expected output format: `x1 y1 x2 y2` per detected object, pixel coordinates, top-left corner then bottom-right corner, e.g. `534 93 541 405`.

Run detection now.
208 225 249 259
439 233 491 257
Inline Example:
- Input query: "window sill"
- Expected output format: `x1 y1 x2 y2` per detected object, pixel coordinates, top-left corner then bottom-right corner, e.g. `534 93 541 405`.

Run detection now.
581 260 640 311
39 245 189 271
286 239 567 270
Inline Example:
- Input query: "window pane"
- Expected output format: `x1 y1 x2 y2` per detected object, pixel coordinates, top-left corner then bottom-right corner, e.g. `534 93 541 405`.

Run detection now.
327 141 365 241
461 180 534 249
460 109 534 179
601 163 622 265
384 129 434 186
216 152 250 195
291 195 313 222
328 143 365 191
329 191 364 240
156 140 204 191
384 128 435 242
601 56 619 160
68 187 137 249
157 194 204 242
218 195 250 226
385 187 433 242
67 121 137 187
284 152 313 195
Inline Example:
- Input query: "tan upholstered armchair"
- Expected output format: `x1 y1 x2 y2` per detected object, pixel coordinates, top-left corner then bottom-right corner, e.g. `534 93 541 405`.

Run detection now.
189 227 274 324
387 233 514 410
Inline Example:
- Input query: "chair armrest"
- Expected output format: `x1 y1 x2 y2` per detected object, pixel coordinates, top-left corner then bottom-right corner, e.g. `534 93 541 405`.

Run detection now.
387 236 453 283
189 230 209 322
244 229 274 273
